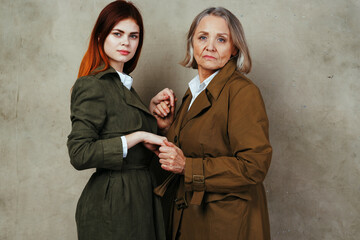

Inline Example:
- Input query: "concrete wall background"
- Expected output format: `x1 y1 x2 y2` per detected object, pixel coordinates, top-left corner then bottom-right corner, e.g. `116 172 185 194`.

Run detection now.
1 0 359 239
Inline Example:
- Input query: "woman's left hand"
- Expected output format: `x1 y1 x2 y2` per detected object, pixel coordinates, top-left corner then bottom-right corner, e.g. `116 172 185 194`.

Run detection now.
158 140 185 174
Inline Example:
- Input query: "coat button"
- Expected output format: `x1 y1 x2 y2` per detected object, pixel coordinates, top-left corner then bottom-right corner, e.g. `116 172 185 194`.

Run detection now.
174 135 178 143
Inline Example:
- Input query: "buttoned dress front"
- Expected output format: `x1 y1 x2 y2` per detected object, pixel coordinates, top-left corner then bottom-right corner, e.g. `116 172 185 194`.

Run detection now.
155 59 272 240
67 67 166 240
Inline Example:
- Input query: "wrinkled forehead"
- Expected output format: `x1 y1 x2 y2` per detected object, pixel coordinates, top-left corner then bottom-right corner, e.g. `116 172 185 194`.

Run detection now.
193 15 231 38
195 15 230 33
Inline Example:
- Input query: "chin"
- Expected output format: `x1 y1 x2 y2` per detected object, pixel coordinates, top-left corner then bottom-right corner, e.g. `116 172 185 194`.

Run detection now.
204 64 219 70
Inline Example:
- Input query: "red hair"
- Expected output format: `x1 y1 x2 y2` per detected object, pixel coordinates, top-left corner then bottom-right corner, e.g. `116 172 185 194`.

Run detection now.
78 0 144 78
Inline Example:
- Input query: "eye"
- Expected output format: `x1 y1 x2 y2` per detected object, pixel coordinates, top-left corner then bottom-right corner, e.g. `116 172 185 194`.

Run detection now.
113 32 121 37
218 37 226 43
199 35 207 40
130 34 138 39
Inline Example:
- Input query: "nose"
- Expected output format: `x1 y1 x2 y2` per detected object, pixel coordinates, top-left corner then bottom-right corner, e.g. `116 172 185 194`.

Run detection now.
205 38 216 52
121 36 129 46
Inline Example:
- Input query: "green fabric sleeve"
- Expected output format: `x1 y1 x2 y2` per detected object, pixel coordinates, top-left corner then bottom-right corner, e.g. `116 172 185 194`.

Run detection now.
67 77 124 170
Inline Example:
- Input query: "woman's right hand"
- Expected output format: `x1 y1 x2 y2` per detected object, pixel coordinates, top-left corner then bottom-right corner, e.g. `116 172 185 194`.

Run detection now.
158 140 186 174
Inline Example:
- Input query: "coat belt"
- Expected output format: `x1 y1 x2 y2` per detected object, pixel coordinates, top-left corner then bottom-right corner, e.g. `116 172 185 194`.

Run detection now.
154 173 177 197
154 172 205 206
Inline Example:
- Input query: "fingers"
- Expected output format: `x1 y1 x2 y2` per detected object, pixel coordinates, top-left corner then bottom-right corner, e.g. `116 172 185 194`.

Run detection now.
160 88 175 107
164 140 175 147
158 151 175 160
153 107 163 117
160 163 172 172
144 133 167 145
159 145 176 154
154 101 170 118
160 101 170 114
170 103 175 115
159 158 184 174
151 88 175 119
152 89 170 105
158 145 178 160
157 140 185 175
168 89 175 107
159 158 175 169
149 138 166 146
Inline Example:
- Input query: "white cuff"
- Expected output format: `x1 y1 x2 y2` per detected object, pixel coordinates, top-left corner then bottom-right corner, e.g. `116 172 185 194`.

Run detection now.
120 136 128 158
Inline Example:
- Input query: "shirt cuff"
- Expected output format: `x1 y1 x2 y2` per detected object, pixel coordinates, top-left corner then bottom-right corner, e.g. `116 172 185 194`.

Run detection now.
120 136 128 158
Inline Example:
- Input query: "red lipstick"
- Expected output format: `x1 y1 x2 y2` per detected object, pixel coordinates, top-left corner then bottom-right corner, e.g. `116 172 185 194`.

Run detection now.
118 50 130 55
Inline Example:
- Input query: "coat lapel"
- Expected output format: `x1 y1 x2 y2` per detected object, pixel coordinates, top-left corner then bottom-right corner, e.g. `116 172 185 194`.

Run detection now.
125 87 152 116
94 66 152 116
205 58 237 101
117 79 157 132
180 90 211 129
173 90 191 143
179 59 237 130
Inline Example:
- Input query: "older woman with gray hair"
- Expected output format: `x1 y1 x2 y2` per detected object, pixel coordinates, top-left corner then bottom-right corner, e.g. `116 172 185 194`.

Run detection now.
150 6 272 240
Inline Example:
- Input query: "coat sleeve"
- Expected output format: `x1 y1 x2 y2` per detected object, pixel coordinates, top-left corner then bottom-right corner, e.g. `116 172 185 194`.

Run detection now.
67 77 124 170
184 84 272 194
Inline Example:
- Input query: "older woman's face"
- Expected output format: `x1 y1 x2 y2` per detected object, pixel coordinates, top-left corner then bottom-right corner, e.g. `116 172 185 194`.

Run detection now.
192 15 237 78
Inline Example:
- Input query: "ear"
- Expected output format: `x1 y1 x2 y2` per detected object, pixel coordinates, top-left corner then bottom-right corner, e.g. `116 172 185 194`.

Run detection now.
231 46 239 56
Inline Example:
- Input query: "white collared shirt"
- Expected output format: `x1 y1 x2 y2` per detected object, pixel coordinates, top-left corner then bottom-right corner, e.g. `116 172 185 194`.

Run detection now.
188 70 219 110
116 71 133 90
116 71 134 158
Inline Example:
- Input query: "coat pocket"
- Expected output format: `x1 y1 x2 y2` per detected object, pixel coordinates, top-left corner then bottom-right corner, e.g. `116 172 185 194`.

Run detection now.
206 192 250 239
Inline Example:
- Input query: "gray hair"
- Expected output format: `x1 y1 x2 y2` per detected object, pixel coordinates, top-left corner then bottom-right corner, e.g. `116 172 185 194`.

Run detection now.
180 7 252 74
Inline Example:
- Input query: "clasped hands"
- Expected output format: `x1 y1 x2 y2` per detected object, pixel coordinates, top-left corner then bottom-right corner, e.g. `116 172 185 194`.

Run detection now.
142 133 185 175
146 88 185 174
158 140 185 175
149 88 176 135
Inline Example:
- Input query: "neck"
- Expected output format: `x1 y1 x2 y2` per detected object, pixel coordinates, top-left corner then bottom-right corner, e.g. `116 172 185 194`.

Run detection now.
198 68 216 83
110 61 124 73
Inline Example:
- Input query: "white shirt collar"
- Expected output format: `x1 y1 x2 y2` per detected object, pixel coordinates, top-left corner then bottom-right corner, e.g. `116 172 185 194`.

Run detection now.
116 71 133 90
188 70 219 98
187 70 219 110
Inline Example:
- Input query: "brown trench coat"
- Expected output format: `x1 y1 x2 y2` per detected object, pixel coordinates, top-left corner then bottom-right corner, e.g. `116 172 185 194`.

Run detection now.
155 59 272 240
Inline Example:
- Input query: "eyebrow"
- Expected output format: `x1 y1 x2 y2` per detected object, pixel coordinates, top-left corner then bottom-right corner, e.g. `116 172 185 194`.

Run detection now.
113 29 139 34
197 31 229 36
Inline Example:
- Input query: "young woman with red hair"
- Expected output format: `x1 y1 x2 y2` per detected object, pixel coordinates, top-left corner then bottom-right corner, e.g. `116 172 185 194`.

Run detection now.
67 1 172 239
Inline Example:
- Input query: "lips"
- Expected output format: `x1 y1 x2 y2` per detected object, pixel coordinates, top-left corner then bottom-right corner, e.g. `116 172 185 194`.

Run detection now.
118 50 130 55
203 55 216 60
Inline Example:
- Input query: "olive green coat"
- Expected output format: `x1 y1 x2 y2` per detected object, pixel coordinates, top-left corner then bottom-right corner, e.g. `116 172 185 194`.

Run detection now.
155 59 272 240
67 67 166 240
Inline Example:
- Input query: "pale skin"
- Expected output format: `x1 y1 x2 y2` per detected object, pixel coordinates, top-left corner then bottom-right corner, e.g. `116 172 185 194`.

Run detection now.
149 89 177 134
154 15 238 173
104 18 140 72
105 18 175 152
194 15 238 82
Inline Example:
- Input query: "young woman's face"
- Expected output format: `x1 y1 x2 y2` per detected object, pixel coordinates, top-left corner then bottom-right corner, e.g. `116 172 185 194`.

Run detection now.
192 15 237 79
104 18 140 72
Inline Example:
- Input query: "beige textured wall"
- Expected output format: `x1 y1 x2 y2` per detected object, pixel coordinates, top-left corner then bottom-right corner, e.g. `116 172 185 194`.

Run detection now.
1 0 359 239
